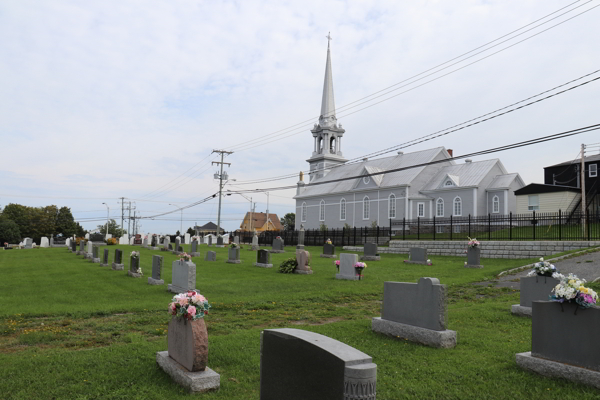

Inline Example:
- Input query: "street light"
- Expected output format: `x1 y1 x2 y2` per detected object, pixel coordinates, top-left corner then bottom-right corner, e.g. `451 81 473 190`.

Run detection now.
102 203 109 239
226 190 254 232
169 203 183 235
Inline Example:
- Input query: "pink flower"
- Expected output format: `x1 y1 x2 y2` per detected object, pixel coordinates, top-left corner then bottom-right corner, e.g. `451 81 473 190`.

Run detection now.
177 297 187 306
187 306 196 317
169 303 177 315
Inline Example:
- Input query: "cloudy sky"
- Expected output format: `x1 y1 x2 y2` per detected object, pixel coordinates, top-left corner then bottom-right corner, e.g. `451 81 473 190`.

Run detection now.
1 0 599 234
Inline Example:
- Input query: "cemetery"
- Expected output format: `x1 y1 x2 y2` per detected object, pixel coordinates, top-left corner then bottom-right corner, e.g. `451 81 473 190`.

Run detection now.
1 243 600 399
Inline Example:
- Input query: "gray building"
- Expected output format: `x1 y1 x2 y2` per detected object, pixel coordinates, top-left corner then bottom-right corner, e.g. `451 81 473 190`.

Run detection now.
294 40 525 230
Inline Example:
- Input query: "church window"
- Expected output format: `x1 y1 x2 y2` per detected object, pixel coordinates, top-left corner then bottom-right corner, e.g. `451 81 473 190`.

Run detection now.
492 195 500 213
436 198 444 217
340 199 346 221
363 196 370 220
388 194 396 219
363 176 370 185
445 180 453 186
453 197 462 216
301 202 307 222
319 200 325 221
417 202 425 218
330 136 336 153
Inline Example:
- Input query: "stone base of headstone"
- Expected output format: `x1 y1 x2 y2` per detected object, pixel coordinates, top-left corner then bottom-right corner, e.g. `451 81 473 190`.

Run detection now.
148 277 164 285
360 255 380 261
226 260 242 264
100 263 109 267
465 264 484 268
320 254 336 258
84 253 93 260
160 247 167 252
127 270 142 278
269 249 285 253
250 245 259 251
215 245 224 248
403 260 432 265
172 251 180 255
294 268 313 275
516 351 600 389
111 263 124 271
152 247 159 250
335 272 360 281
372 317 457 349
511 304 532 317
190 252 201 257
156 351 220 393
167 284 197 294
92 258 101 263
254 262 273 268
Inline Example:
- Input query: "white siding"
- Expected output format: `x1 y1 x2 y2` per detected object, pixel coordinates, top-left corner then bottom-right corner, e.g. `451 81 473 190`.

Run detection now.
516 192 580 214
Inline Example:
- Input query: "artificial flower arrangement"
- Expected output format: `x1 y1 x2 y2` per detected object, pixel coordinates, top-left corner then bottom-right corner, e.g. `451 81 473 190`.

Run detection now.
325 239 332 245
527 257 557 277
169 290 211 321
334 259 340 271
136 267 143 276
130 251 139 259
276 236 281 240
550 273 598 309
230 242 239 248
467 237 480 248
354 262 367 279
180 252 192 262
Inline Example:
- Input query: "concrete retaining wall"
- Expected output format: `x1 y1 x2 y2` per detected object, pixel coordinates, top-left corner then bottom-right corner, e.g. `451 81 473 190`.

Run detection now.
342 240 600 259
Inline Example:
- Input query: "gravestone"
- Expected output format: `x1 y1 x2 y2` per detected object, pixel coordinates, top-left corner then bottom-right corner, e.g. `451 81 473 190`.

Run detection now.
204 251 216 262
372 277 457 348
129 237 135 246
516 301 600 389
190 240 201 257
226 246 241 264
336 253 360 281
404 248 430 265
119 235 128 245
50 237 54 247
168 260 197 293
127 254 142 278
320 243 336 258
184 233 190 245
100 249 110 266
65 238 71 249
251 234 259 251
295 249 313 274
216 236 224 248
24 238 33 249
511 275 560 317
77 240 85 255
254 249 272 268
89 233 104 242
360 242 380 261
270 238 285 253
260 329 377 400
233 236 240 245
40 237 49 248
178 245 183 252
85 233 90 240
298 226 305 246
148 255 164 285
112 249 124 270
143 237 148 247
70 240 77 253
207 236 213 247
92 246 101 263
151 235 157 247
175 237 181 252
198 236 204 244
465 246 483 268
85 242 93 259
168 244 173 251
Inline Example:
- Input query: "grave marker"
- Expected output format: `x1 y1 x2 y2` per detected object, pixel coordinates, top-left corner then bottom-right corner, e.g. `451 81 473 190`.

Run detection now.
168 260 197 293
254 249 272 268
270 237 285 253
190 240 201 257
112 249 124 270
295 249 313 274
204 251 216 262
251 233 259 251
336 253 360 280
511 275 560 317
92 245 101 263
40 237 49 248
360 242 380 261
100 249 109 266
148 255 164 285
465 246 483 268
320 243 336 258
127 253 142 278
226 246 241 264
216 236 224 248
404 248 430 265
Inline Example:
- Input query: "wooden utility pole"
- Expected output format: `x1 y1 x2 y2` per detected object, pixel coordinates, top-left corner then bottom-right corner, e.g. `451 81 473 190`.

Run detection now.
212 150 233 237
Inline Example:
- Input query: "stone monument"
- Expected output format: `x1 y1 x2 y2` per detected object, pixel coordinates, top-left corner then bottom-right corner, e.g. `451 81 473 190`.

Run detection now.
254 249 273 268
148 255 164 285
360 242 380 261
336 253 360 281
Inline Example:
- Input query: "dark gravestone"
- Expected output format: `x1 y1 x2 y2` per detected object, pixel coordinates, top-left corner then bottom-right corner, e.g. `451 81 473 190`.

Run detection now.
79 241 85 252
127 256 142 278
71 241 77 252
168 244 173 251
148 255 164 285
151 235 157 247
208 236 213 246
404 248 428 265
178 245 183 252
216 236 224 247
190 240 200 257
260 329 377 400
270 238 285 253
204 251 216 261
101 249 109 266
361 243 380 261
465 246 483 268
112 249 124 270
255 249 272 268
91 246 100 263
226 247 241 264
320 243 336 258
512 276 560 317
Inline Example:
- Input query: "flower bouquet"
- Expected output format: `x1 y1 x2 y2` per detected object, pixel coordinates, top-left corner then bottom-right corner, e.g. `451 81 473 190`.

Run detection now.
136 267 143 276
179 252 192 262
130 251 139 259
230 242 238 248
334 259 340 272
550 273 598 309
467 237 480 248
169 290 211 321
527 258 557 277
325 239 332 245
354 261 367 279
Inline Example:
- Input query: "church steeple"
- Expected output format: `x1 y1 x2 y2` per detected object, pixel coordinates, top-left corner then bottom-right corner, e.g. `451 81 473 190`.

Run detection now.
306 33 347 182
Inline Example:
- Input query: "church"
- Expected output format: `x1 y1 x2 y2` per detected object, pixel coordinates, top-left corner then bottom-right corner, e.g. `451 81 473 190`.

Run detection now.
294 39 525 230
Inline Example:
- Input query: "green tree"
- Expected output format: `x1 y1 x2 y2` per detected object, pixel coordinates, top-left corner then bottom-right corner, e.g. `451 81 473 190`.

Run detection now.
0 219 21 244
75 222 86 238
96 219 125 238
280 213 295 230
55 207 77 237
186 227 195 235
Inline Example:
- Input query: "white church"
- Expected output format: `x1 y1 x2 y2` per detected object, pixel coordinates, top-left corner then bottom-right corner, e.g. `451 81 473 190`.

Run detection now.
294 39 525 230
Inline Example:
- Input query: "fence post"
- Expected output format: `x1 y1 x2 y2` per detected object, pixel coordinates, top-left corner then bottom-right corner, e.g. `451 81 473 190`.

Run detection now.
402 218 405 240
488 214 491 241
433 216 436 241
509 212 513 241
468 214 471 238
417 217 420 241
533 211 536 241
450 215 453 240
376 225 380 245
353 227 356 246
559 209 562 241
389 218 392 242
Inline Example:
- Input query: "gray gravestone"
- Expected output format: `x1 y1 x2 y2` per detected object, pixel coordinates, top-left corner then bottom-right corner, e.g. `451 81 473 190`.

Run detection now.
511 276 560 317
78 240 85 254
405 247 428 264
71 241 77 252
101 248 109 266
361 242 380 261
143 237 148 247
168 244 173 251
168 260 197 293
216 236 224 248
112 249 124 270
151 235 157 247
336 253 359 280
190 240 200 257
251 234 259 251
176 237 181 250
85 242 93 259
24 238 33 249
372 278 456 348
148 255 164 285
260 329 377 400
270 238 285 253
320 243 336 258
163 236 170 249
298 227 305 246
92 246 100 263
208 236 213 246
234 236 240 245
49 237 54 247
466 246 483 268
226 247 241 264
254 249 272 268
128 255 142 278
204 251 216 262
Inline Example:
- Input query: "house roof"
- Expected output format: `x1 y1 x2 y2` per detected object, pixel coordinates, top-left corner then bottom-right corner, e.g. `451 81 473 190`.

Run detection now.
514 183 580 195
194 222 225 232
295 147 452 198
421 159 504 191
546 154 600 168
486 173 523 190
241 212 283 231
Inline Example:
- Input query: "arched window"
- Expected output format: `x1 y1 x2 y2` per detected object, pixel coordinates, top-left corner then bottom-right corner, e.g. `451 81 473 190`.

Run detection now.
301 202 307 222
363 196 370 220
318 137 323 153
319 200 325 221
436 198 444 217
388 194 396 219
453 197 462 216
340 198 346 221
330 136 336 153
492 195 500 213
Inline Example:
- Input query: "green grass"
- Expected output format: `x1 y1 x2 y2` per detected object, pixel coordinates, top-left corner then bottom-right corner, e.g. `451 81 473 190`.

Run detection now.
1 245 599 399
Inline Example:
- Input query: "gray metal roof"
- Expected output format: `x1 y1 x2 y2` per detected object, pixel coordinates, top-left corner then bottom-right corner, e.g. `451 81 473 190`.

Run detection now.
487 173 521 190
421 159 504 191
295 147 451 198
546 154 600 168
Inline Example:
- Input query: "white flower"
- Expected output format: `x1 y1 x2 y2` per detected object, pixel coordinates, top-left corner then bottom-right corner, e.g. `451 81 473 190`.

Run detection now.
540 257 544 262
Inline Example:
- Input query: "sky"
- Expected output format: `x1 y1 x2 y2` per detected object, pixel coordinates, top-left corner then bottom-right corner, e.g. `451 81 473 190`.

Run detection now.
1 0 599 235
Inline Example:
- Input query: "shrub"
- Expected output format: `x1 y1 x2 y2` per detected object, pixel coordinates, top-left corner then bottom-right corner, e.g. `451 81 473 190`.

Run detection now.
106 238 117 245
0 219 21 244
279 257 297 274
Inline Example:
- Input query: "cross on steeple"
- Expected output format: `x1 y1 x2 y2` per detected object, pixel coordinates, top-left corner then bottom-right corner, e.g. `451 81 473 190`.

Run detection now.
326 32 332 48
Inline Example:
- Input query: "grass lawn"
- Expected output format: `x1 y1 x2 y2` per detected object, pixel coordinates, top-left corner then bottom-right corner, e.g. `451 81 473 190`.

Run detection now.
1 245 599 399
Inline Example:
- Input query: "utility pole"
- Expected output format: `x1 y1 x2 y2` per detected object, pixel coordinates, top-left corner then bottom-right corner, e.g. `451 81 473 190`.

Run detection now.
128 201 132 237
119 197 125 238
266 191 270 231
581 143 587 239
212 149 233 236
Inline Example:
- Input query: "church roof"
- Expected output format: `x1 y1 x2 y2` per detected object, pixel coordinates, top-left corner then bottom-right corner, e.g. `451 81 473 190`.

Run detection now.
421 159 505 191
295 147 452 198
487 173 523 190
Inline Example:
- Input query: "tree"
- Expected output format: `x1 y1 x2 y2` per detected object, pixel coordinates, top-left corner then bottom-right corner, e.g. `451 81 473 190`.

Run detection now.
55 207 77 237
186 227 195 235
0 219 21 244
96 219 126 238
280 213 295 230
75 222 86 238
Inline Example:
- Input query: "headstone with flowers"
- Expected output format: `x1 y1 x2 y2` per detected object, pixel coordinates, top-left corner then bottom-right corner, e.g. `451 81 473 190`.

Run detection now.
168 253 197 294
254 249 273 268
148 255 164 285
336 253 361 281
512 257 560 317
372 277 457 348
360 242 380 261
204 251 217 262
112 249 124 270
190 240 201 257
465 237 483 268
270 237 285 253
516 273 600 388
320 239 336 258
92 245 101 263
101 248 109 267
127 251 142 277
226 243 241 264
157 290 220 392
216 236 224 248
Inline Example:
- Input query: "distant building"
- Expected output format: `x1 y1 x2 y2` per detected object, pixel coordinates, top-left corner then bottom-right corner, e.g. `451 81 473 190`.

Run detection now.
194 222 225 235
240 212 283 232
